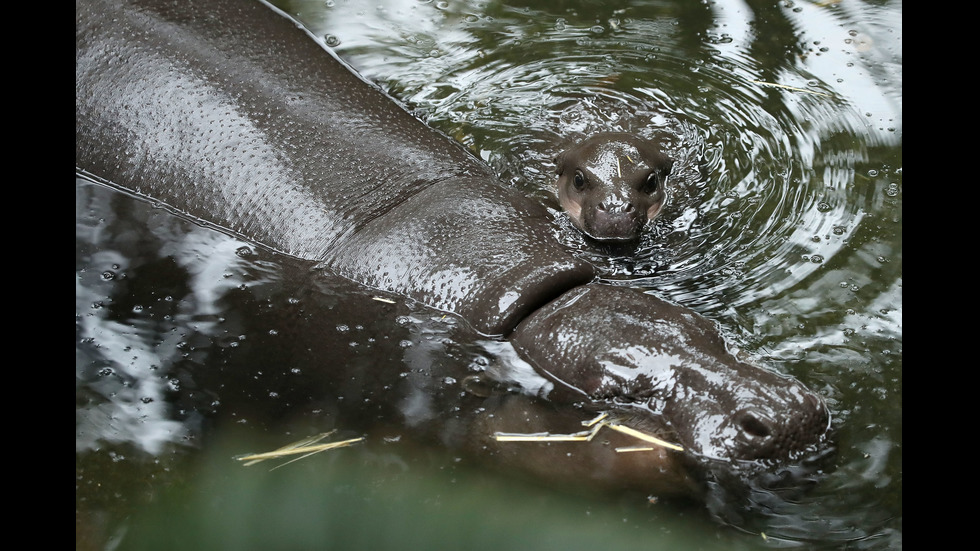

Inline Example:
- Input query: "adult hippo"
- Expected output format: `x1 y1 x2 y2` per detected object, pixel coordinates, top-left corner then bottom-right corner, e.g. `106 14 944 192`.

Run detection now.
76 0 830 495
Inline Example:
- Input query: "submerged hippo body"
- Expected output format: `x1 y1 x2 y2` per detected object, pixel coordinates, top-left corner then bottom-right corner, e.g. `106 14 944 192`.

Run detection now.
76 0 829 494
556 133 674 242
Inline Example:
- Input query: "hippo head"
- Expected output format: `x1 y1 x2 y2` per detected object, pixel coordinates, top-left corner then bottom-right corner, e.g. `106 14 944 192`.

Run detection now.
511 285 831 467
555 133 673 242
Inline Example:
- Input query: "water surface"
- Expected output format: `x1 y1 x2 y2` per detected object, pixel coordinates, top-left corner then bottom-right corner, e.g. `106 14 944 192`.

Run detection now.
76 0 901 549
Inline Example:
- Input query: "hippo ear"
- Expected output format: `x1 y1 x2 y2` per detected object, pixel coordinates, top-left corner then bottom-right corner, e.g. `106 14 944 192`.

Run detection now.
554 152 565 175
661 157 674 177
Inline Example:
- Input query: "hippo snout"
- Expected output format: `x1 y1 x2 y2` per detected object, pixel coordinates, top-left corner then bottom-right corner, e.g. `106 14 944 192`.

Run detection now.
511 285 833 468
659 361 831 465
727 392 830 462
588 199 644 241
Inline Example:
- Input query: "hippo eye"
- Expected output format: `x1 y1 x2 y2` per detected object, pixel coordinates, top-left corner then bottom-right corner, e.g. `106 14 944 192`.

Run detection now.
641 171 661 194
573 170 586 191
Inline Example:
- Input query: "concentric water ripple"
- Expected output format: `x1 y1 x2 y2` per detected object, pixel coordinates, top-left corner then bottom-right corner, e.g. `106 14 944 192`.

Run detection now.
287 0 893 321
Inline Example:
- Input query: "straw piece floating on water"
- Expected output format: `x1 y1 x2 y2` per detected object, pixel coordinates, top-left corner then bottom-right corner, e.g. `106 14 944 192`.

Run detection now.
493 413 683 452
605 422 684 451
582 412 608 427
234 431 365 470
494 416 606 442
492 432 595 442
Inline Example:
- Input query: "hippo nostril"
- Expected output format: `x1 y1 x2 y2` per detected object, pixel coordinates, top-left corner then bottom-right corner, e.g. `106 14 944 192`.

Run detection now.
739 411 772 439
624 203 634 213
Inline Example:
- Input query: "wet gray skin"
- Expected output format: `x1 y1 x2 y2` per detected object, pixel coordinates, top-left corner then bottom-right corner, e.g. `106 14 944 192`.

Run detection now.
556 133 674 243
76 0 831 495
513 285 830 464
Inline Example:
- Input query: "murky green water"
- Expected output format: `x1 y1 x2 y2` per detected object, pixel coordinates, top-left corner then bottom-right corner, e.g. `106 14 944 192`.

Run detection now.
76 0 900 549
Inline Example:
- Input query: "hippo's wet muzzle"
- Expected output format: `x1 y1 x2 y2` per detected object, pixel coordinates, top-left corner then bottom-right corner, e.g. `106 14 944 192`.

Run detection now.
512 285 831 465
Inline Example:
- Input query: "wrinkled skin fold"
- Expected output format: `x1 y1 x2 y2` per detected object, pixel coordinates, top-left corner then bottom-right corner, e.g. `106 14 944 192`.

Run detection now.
76 0 830 495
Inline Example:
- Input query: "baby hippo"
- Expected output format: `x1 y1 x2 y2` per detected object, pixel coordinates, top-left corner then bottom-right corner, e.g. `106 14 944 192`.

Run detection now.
555 133 673 242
